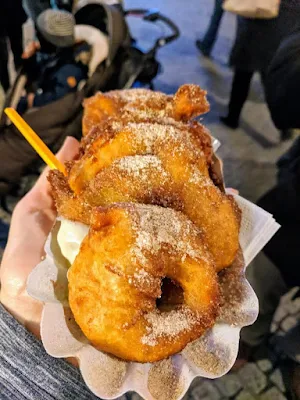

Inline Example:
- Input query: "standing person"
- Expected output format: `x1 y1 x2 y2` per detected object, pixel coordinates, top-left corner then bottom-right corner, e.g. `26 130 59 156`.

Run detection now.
220 0 300 132
0 1 27 92
196 0 224 57
265 28 300 131
234 29 300 398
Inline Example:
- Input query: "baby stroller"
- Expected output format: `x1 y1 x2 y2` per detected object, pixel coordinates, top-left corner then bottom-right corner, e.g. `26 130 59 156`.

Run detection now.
0 0 179 210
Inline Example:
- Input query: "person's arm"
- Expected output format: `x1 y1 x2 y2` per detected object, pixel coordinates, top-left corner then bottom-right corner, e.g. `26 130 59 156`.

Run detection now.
0 137 79 336
22 41 40 59
265 30 300 130
22 43 41 84
32 64 86 108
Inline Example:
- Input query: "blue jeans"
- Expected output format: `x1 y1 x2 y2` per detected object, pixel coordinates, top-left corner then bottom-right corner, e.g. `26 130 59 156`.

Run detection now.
201 0 224 54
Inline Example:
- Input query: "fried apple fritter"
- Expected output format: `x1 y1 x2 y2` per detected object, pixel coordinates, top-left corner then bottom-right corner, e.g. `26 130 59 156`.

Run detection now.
68 204 219 362
49 121 240 270
82 84 210 136
49 84 241 363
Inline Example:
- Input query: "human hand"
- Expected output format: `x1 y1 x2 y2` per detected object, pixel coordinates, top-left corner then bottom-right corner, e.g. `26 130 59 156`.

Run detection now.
22 41 40 59
0 137 79 337
27 93 35 108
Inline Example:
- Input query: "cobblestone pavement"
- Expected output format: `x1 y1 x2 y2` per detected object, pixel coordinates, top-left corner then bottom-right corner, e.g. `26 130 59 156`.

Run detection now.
1 1 299 399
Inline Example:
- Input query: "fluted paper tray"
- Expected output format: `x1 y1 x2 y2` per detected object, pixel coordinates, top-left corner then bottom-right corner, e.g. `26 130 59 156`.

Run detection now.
27 191 279 400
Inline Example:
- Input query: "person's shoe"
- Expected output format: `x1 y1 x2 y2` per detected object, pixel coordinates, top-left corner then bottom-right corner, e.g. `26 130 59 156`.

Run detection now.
220 116 239 129
195 40 210 57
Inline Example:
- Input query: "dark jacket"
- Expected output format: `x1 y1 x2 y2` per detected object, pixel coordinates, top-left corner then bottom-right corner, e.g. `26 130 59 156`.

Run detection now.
0 0 27 36
229 0 300 72
258 161 300 288
256 19 300 287
265 30 300 130
0 56 118 195
18 43 90 113
258 120 300 287
0 90 84 196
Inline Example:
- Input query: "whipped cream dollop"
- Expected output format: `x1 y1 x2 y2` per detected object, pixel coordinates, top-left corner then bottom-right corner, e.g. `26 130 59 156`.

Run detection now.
57 219 89 264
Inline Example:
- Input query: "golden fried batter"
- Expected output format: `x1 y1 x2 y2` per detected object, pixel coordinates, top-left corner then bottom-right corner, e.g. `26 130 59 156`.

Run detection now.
68 204 220 363
68 122 209 193
48 84 241 363
49 169 91 223
50 121 240 270
85 155 240 271
82 84 209 136
81 119 213 168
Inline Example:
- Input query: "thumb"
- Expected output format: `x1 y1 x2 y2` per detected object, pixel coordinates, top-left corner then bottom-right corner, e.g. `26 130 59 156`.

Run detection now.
56 136 80 163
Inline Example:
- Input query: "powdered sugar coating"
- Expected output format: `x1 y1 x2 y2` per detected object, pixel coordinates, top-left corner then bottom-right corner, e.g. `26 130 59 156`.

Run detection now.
147 358 185 400
183 330 231 376
125 122 203 158
142 307 198 347
110 88 169 105
115 155 168 181
130 204 208 266
133 268 157 285
189 165 214 187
